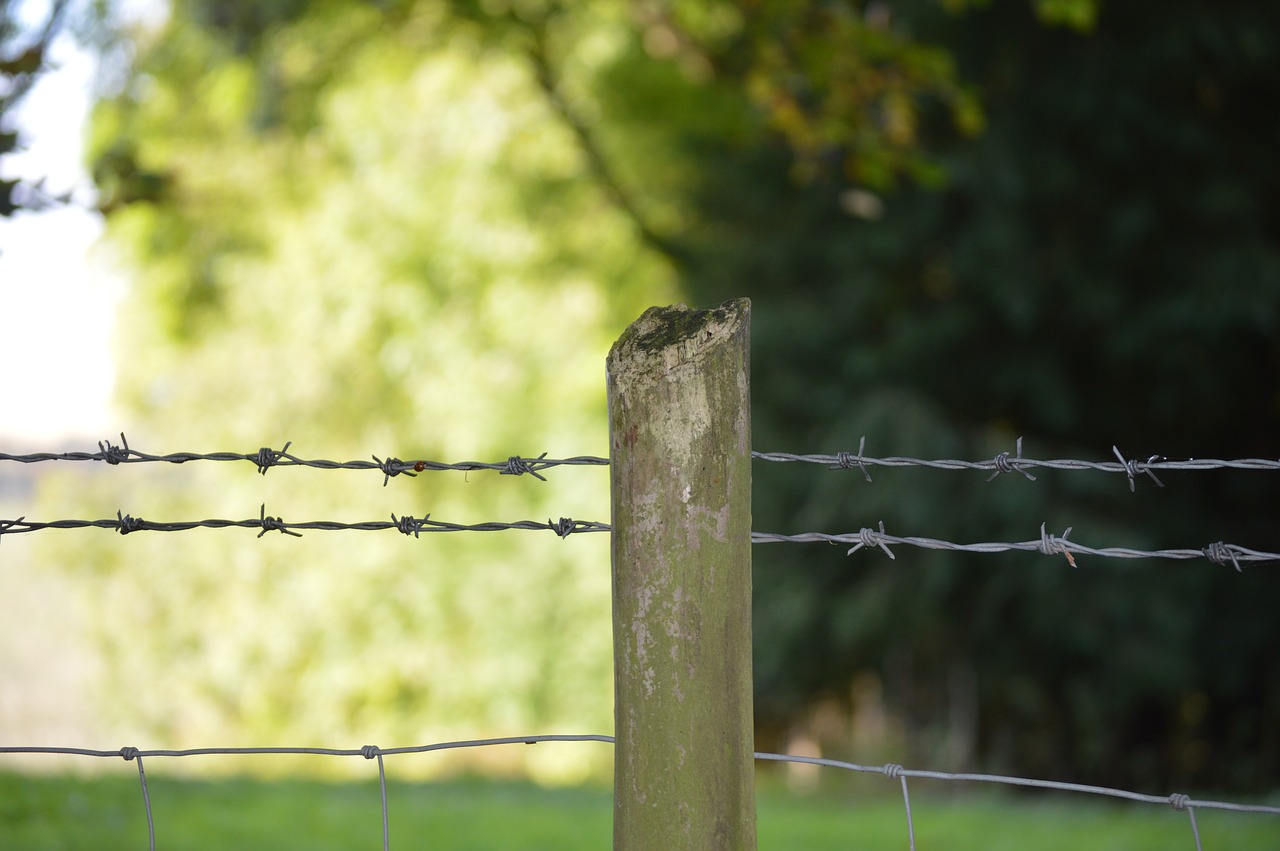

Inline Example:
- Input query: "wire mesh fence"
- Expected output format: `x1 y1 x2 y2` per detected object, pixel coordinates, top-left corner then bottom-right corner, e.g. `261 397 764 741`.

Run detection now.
4 736 1277 851
3 434 1279 848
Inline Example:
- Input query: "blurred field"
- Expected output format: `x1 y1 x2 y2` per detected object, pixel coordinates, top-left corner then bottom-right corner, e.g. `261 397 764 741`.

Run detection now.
2 771 1276 849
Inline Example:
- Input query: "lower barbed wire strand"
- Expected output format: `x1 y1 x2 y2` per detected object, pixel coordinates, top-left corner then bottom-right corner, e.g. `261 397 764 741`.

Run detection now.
0 516 1273 566
748 529 1280 566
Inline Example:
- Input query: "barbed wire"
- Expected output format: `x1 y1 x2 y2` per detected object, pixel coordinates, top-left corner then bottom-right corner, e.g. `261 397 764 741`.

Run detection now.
751 522 1278 570
7 435 1279 493
3 736 1275 851
0 507 609 540
0 434 609 484
753 437 1280 491
2 512 1274 569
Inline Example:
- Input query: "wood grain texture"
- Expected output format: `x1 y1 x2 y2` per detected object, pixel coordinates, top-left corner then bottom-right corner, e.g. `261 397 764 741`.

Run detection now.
607 299 756 850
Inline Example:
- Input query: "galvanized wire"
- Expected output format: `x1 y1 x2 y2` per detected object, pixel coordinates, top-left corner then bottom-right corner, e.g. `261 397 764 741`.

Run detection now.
4 737 1275 851
752 437 1280 491
0 434 607 484
756 752 1279 851
7 435 1280 492
4 437 1276 848
751 522 1278 570
119 747 155 851
2 512 1273 569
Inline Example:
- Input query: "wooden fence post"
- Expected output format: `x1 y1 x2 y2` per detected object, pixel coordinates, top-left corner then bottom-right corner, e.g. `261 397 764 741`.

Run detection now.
607 299 756 850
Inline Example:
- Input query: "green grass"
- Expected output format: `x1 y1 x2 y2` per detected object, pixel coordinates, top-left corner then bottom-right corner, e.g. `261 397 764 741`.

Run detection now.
1 772 1276 849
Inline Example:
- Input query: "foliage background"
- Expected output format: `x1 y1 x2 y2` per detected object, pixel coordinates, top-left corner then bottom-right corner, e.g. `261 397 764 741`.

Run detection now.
10 0 1280 793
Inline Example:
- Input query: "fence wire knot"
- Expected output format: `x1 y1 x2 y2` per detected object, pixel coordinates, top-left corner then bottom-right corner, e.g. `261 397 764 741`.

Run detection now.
258 504 301 538
1038 522 1077 567
374 455 415 487
255 442 292 475
119 747 140 761
1113 446 1165 491
831 436 873 482
393 513 428 538
1203 541 1243 572
0 516 23 542
361 745 381 759
882 763 905 779
1169 793 1192 811
502 453 549 481
99 433 130 465
848 521 895 559
115 511 145 535
549 517 576 538
988 437 1036 482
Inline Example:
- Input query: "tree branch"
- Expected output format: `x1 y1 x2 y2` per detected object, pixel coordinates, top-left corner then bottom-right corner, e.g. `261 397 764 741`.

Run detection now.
525 21 691 269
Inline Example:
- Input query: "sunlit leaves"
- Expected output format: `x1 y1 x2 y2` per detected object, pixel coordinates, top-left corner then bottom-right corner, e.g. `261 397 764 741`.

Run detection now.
75 0 674 780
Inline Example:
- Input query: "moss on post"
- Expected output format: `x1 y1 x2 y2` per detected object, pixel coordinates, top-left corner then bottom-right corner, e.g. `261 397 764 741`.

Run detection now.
607 299 756 850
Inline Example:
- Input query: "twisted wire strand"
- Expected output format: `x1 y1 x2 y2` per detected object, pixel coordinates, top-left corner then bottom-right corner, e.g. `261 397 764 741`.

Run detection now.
753 438 1280 486
0 434 607 484
1 513 1272 567
6 435 1280 487
749 524 1278 568
0 509 610 539
750 753 1280 815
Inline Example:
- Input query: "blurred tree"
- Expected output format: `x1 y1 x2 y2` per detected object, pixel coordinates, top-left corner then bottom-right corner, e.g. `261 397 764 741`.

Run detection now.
1 0 70 214
80 0 1280 792
67 0 683 782
641 0 1280 792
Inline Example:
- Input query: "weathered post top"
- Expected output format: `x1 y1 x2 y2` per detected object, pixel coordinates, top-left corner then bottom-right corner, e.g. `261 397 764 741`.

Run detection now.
607 298 755 850
608 298 751 380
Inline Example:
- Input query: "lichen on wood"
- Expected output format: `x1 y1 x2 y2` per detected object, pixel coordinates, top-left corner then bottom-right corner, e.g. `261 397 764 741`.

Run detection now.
607 298 756 850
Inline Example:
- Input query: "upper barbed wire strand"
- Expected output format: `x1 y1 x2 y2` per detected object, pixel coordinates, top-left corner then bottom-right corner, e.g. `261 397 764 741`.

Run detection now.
5 435 1280 485
753 439 1280 479
0 434 608 480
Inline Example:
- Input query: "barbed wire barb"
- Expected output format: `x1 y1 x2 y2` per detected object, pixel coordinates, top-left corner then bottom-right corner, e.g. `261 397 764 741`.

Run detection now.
254 441 291 475
988 436 1036 482
98 433 130 465
1038 522 1077 568
1202 541 1245 572
503 452 549 481
1113 445 1164 491
830 436 873 482
373 455 415 486
846 521 895 559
